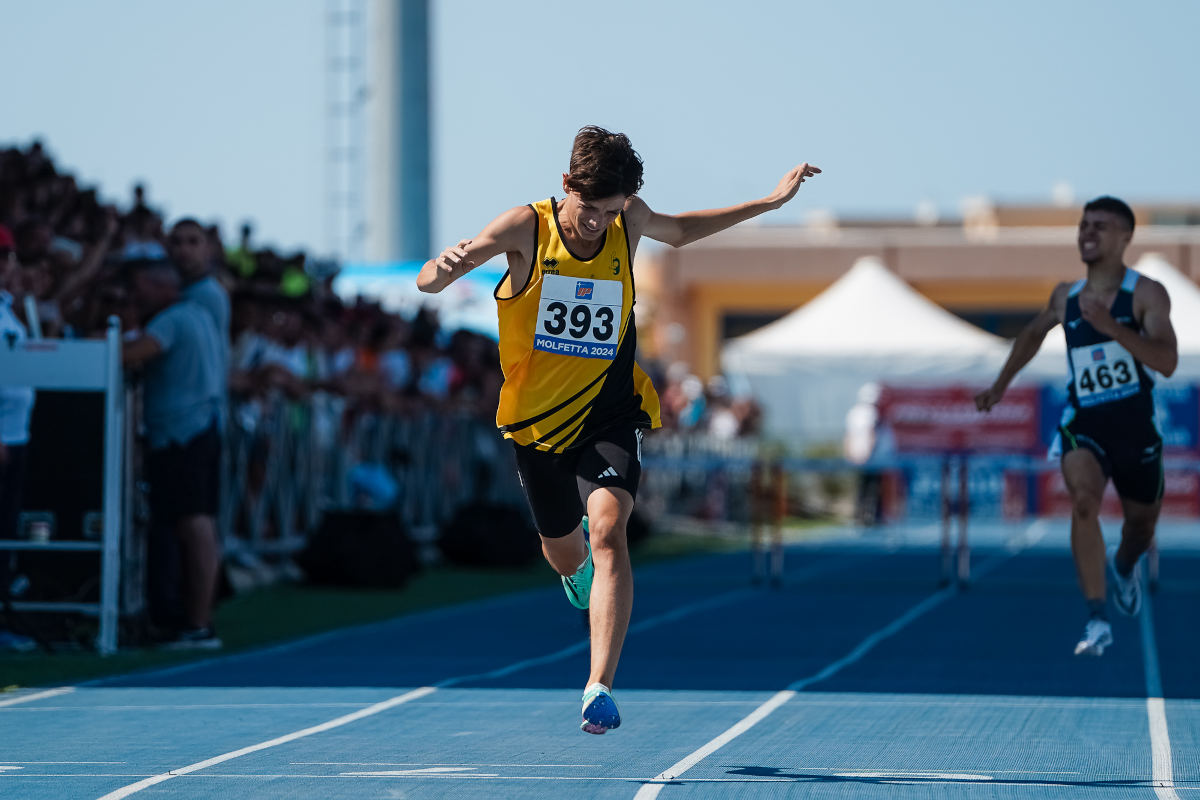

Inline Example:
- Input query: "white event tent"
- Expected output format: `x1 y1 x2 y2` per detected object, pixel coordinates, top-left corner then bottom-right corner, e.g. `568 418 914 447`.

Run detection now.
721 256 1013 445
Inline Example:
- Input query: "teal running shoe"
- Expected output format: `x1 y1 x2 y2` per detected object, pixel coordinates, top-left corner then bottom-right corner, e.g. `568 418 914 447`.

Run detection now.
562 530 593 610
581 683 621 734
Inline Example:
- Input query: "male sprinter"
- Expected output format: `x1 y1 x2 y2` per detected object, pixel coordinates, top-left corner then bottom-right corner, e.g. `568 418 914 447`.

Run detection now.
976 197 1177 657
419 126 819 732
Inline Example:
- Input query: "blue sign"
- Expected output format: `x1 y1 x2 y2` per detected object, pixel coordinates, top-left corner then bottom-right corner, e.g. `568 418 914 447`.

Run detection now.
1039 381 1199 453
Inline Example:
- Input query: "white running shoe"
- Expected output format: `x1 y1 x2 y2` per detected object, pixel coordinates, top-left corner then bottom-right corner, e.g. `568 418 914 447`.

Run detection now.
1073 618 1113 657
1109 551 1142 617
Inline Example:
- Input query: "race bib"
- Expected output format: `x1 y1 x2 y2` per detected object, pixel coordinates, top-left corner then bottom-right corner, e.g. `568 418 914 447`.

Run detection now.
1071 340 1140 407
533 274 622 360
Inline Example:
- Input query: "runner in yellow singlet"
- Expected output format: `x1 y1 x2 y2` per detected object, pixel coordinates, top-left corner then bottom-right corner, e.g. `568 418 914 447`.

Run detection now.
418 126 820 733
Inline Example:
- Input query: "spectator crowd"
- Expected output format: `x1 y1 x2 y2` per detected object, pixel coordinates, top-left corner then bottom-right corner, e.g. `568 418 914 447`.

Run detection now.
0 139 759 651
0 141 506 419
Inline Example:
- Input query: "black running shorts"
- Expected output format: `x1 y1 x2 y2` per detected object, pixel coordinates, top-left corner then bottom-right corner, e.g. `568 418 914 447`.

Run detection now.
512 426 644 539
1059 415 1163 505
147 423 222 524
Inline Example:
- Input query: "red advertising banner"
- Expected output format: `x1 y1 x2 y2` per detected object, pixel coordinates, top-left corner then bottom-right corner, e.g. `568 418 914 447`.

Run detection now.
878 384 1041 454
1036 469 1200 518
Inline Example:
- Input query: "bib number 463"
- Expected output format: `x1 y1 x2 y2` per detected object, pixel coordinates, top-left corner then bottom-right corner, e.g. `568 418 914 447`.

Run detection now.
1071 340 1140 407
1078 360 1132 393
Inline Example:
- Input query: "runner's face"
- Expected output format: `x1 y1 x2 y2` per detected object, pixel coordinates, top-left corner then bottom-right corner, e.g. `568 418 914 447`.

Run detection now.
562 191 626 242
1077 210 1131 265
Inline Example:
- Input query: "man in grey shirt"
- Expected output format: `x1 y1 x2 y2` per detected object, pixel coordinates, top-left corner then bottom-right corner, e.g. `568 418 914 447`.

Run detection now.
123 259 223 649
168 219 230 401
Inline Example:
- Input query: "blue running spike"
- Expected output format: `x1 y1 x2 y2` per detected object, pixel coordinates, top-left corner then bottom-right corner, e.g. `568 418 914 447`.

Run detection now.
581 685 621 734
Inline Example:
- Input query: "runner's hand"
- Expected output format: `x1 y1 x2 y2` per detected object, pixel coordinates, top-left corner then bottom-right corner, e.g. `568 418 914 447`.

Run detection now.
975 384 1005 413
435 239 474 276
1079 294 1118 337
767 163 821 209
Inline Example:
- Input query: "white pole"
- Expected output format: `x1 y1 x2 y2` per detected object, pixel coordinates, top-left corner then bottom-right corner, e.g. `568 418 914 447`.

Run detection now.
97 316 124 655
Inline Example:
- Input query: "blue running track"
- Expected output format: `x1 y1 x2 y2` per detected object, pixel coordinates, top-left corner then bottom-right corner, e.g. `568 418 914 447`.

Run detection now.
1 519 1198 799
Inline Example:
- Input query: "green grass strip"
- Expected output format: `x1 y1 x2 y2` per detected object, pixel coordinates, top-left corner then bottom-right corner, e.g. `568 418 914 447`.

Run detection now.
1 530 757 689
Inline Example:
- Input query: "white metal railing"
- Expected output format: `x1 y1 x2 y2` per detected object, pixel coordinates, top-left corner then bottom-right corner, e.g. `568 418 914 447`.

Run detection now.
0 318 125 654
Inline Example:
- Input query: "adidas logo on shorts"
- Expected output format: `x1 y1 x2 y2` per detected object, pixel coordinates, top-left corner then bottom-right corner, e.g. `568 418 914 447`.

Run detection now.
597 466 619 480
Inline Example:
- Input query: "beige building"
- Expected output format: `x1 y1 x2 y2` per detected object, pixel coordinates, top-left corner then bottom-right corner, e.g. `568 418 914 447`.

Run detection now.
637 201 1200 378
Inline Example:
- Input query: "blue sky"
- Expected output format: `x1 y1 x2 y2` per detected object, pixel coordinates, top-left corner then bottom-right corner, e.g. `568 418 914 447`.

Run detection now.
3 0 1198 261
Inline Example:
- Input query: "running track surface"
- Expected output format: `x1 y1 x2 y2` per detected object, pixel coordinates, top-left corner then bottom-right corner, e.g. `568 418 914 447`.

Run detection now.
2 519 1198 799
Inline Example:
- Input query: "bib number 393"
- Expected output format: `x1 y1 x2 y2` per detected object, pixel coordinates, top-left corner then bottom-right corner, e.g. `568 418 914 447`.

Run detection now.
534 274 622 360
1071 340 1139 407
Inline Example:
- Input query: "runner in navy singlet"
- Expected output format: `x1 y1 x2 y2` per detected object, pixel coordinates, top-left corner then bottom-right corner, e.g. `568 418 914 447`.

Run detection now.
976 196 1178 657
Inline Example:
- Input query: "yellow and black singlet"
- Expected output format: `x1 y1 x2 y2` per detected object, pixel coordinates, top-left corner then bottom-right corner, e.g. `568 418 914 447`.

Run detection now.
494 197 662 453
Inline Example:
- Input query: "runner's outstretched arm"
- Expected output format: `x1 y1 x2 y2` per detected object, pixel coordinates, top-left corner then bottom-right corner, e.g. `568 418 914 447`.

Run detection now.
976 284 1067 412
417 206 535 294
626 163 820 249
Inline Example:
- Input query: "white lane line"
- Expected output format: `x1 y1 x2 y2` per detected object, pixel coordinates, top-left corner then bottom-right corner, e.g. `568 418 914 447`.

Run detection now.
638 689 796 793
633 531 1035 800
93 686 437 800
344 766 496 776
0 687 74 707
442 588 753 686
294 762 602 767
84 584 567 687
4 771 1182 786
787 586 955 692
90 555 816 799
1140 584 1181 800
6 703 372 712
440 553 858 688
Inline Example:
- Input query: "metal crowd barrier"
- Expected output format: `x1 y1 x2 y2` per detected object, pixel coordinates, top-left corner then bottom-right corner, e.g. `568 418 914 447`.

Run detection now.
219 395 526 558
643 432 1200 522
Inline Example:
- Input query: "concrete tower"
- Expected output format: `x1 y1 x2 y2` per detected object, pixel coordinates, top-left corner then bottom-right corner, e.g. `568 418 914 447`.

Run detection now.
367 0 431 263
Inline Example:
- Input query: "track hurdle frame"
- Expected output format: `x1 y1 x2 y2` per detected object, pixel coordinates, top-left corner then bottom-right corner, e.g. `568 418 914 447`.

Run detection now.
939 452 970 588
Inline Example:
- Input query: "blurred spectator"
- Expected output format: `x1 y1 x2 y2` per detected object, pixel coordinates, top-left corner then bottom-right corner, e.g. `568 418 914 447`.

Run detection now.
168 217 231 410
226 221 256 279
844 382 890 526
0 224 37 651
0 141 512 428
0 224 35 541
705 376 740 439
654 361 762 438
122 259 223 649
379 319 413 392
123 183 163 257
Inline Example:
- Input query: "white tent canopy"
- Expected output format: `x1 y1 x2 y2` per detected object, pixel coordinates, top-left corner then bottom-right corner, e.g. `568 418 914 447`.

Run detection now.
1025 252 1200 382
722 256 1013 445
